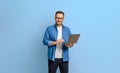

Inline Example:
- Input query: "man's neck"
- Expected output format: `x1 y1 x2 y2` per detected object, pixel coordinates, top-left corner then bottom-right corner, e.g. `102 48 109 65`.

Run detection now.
57 25 62 28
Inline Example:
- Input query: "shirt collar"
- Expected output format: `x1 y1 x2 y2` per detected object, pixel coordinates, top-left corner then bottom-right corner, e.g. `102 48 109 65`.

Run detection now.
54 24 65 29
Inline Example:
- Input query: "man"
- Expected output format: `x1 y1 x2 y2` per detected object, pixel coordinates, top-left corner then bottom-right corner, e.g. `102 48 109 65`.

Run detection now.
43 11 74 73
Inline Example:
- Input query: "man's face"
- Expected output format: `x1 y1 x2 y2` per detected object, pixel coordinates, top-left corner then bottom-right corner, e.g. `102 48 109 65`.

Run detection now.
55 13 64 26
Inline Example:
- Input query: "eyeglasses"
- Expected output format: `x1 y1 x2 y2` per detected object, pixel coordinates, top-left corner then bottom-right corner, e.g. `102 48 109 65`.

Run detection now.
56 17 64 20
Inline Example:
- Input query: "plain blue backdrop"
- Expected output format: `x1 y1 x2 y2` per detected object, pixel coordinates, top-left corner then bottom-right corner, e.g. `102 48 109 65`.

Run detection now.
0 0 120 73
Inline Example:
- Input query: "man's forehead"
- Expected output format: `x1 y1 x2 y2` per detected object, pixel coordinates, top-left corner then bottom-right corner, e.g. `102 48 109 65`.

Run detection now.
56 14 64 17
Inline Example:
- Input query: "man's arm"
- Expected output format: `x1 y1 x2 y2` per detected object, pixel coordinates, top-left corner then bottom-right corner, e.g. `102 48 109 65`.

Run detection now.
50 39 64 46
43 27 52 46
43 27 64 46
64 27 74 48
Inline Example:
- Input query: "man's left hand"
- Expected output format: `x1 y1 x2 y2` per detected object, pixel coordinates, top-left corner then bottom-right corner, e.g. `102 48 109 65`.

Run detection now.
65 42 74 48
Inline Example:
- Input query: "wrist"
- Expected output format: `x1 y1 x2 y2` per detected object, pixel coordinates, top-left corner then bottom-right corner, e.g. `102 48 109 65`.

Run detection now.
56 41 59 44
53 41 58 45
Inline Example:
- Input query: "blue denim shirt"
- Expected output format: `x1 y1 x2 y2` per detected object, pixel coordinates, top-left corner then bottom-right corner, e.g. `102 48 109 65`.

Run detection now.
43 24 71 61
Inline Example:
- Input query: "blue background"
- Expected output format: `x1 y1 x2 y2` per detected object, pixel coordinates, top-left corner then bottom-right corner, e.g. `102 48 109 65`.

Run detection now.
0 0 120 73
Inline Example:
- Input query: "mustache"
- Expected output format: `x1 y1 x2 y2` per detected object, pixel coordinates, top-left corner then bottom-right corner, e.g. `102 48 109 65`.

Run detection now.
57 21 62 22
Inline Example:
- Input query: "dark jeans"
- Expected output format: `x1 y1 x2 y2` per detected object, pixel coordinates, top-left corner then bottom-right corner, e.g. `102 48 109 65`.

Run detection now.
48 58 69 73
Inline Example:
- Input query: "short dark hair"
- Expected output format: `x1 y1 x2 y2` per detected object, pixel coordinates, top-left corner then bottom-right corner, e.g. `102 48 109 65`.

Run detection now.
55 11 64 17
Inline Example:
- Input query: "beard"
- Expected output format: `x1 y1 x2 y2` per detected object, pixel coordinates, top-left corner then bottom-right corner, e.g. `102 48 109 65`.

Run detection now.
56 22 62 26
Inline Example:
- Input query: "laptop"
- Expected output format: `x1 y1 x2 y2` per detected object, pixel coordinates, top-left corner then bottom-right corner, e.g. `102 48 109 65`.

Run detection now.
67 34 80 44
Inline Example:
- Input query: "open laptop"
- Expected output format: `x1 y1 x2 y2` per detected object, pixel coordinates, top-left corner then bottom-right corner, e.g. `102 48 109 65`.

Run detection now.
67 34 80 44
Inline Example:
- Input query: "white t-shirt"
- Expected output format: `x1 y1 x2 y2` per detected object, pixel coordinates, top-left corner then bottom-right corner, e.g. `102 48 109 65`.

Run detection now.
55 27 62 58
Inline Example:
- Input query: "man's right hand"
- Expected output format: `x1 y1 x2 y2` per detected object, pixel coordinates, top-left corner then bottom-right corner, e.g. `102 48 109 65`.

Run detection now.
51 39 64 46
56 39 64 44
